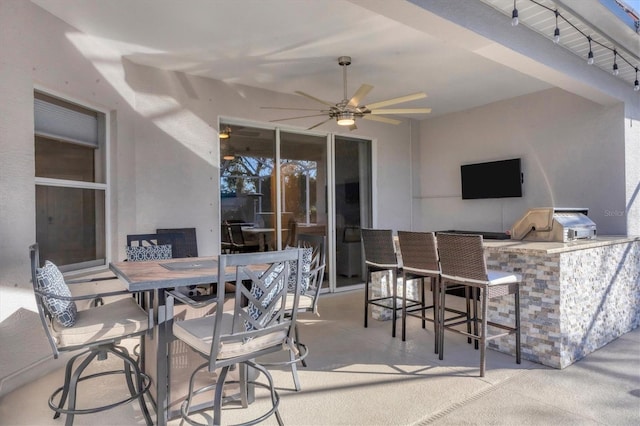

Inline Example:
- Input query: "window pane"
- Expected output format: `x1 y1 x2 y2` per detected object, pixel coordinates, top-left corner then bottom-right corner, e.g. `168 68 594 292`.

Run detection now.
35 136 95 182
36 185 106 269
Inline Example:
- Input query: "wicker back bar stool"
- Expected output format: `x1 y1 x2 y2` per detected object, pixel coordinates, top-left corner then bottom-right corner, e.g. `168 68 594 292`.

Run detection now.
361 229 420 338
396 231 470 351
436 233 522 377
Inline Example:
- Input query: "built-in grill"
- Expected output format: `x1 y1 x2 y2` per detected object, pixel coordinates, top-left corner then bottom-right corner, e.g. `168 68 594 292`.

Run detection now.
510 207 597 242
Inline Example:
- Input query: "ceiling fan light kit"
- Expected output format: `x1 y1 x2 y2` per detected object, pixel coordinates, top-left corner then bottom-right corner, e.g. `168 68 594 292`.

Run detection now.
262 56 431 130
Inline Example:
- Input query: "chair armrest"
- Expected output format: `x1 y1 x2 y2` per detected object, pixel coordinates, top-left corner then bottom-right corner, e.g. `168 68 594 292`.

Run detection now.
66 275 119 284
164 289 218 309
34 288 131 301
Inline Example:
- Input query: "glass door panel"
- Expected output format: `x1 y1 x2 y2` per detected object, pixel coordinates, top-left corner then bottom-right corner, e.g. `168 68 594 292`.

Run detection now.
220 123 276 251
334 136 372 288
280 130 328 250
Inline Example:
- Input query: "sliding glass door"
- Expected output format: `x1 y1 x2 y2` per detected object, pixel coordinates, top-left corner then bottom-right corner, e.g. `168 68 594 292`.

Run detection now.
219 120 371 292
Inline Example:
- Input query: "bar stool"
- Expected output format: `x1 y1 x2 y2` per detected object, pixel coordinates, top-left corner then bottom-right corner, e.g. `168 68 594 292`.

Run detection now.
397 231 470 352
436 233 521 377
362 228 419 337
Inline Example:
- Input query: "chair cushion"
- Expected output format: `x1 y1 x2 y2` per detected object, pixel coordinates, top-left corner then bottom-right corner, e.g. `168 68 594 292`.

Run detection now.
35 261 77 327
52 297 149 348
126 244 172 261
487 270 522 285
285 246 312 294
285 293 314 312
174 314 287 360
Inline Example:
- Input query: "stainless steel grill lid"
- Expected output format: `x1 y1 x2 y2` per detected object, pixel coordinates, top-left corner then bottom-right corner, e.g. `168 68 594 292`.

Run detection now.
511 208 596 242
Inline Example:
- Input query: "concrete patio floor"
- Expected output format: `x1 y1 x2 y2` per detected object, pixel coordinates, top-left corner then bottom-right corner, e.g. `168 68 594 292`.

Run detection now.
1 289 639 425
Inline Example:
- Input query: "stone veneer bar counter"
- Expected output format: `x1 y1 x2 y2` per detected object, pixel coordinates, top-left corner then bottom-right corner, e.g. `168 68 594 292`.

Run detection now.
484 236 640 368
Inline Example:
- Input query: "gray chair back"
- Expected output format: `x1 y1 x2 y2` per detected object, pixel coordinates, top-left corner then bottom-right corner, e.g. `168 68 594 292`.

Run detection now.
157 228 198 258
212 249 304 370
296 234 326 313
29 244 60 357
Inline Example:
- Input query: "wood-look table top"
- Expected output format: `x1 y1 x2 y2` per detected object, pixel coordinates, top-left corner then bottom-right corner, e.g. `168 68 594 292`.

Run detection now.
109 257 224 292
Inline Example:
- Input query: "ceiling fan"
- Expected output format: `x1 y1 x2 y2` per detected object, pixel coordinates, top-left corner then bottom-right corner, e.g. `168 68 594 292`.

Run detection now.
262 56 432 130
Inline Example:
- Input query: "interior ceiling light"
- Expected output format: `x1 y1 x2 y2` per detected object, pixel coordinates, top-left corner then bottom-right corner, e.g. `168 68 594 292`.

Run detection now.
553 10 560 44
511 0 519 26
510 0 639 92
336 111 355 126
587 36 594 65
219 126 231 139
223 154 235 160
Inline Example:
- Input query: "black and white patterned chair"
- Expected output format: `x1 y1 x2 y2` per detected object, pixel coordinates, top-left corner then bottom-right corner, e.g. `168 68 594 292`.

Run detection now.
29 244 153 426
165 249 305 426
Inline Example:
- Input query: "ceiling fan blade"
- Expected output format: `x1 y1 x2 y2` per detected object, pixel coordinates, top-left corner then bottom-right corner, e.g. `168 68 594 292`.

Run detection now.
371 108 432 115
362 115 402 125
307 117 333 130
261 106 324 111
295 91 336 108
347 84 374 108
269 114 327 123
365 92 427 110
349 123 358 131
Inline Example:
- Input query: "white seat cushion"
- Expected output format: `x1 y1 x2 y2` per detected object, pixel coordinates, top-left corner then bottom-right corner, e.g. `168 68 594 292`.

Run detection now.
173 313 287 360
487 270 521 285
52 298 149 348
285 293 314 312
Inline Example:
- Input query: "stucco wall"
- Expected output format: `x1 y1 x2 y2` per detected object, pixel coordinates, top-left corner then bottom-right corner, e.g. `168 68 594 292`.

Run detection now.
0 1 413 325
412 88 627 235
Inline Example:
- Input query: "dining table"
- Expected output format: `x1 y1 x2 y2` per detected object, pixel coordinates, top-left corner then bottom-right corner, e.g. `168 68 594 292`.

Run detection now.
109 256 263 426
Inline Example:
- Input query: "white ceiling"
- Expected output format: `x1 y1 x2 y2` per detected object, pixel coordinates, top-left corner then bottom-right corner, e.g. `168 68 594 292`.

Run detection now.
30 0 638 121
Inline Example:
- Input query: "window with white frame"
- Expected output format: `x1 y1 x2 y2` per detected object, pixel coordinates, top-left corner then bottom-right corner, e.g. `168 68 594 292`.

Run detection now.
34 91 107 271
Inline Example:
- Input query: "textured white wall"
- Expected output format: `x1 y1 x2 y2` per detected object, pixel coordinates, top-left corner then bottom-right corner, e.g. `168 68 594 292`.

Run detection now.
413 88 627 235
0 2 413 324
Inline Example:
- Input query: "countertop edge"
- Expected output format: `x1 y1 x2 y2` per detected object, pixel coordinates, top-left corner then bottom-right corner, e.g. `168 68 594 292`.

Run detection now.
484 235 640 254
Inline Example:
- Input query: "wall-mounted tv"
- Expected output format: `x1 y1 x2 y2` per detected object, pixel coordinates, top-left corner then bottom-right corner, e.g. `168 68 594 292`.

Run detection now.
461 158 523 199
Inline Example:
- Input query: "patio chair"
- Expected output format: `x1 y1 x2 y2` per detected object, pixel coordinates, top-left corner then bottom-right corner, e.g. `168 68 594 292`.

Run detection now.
436 233 522 377
361 228 419 338
28 244 153 426
397 231 472 351
222 221 260 253
261 233 326 391
165 249 304 426
157 227 198 258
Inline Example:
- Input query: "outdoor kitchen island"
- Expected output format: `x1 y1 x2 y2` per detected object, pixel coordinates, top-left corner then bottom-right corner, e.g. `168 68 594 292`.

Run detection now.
484 235 640 369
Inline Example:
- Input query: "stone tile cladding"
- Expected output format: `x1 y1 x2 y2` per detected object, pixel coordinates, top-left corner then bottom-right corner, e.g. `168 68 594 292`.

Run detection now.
486 241 640 368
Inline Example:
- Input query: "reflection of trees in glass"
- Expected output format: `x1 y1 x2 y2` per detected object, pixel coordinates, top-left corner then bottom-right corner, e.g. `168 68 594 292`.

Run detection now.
221 157 318 222
221 156 273 195
281 160 317 222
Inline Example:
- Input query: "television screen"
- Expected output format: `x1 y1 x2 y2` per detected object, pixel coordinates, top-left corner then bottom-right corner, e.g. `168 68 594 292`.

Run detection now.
461 158 523 199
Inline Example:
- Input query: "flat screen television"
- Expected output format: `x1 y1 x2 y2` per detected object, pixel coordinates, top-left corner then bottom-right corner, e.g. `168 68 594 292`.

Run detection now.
461 158 523 199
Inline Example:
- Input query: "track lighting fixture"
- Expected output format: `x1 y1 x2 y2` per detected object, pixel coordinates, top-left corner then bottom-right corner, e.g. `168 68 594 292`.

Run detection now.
553 10 560 44
509 0 639 92
511 0 519 26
